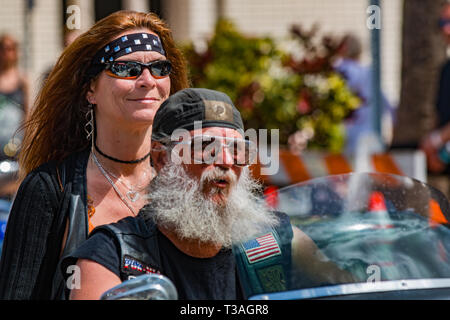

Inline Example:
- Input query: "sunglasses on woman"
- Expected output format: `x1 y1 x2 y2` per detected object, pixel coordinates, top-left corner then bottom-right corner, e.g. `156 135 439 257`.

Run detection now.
104 60 172 79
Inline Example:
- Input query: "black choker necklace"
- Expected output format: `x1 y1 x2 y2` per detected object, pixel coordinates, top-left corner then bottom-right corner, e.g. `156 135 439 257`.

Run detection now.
94 141 151 164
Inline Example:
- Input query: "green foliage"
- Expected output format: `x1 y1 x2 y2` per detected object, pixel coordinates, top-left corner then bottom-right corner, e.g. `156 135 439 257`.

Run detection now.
181 19 359 151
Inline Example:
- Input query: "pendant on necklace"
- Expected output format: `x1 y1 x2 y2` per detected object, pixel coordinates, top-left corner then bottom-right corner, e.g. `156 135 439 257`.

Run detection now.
126 190 140 202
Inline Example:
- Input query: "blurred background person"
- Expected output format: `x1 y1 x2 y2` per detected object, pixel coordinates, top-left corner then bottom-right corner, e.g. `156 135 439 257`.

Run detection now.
421 2 450 175
0 34 30 117
334 33 396 155
0 34 30 200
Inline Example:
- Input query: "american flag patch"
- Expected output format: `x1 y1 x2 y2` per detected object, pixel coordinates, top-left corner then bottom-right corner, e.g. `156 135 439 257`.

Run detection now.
123 255 160 275
242 232 281 264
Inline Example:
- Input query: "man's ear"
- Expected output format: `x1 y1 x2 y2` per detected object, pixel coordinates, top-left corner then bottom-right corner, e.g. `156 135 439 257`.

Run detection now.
151 141 168 172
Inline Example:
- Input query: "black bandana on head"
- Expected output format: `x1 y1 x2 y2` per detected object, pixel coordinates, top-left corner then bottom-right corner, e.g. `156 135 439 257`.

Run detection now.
86 32 166 79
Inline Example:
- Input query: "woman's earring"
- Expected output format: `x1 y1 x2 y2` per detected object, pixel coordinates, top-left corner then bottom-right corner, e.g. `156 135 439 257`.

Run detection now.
84 104 94 141
85 103 96 152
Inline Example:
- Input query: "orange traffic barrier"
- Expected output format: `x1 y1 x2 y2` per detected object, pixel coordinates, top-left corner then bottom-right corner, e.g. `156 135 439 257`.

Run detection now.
324 153 353 175
279 149 311 182
428 199 449 226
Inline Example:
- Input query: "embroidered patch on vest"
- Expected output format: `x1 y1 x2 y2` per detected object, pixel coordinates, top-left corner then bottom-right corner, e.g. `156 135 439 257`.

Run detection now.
242 232 281 264
123 255 161 275
256 265 287 292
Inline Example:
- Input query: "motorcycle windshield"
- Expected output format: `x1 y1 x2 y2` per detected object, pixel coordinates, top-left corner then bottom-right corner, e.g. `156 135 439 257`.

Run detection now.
233 172 450 300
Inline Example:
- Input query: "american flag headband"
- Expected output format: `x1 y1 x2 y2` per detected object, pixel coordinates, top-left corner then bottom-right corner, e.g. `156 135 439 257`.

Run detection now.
87 32 166 79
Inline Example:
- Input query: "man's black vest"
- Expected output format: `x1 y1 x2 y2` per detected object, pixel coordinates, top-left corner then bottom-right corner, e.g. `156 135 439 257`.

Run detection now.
93 211 293 299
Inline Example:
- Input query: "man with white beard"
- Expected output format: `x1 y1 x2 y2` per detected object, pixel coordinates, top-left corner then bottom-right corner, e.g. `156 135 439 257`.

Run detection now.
146 155 279 250
63 88 353 300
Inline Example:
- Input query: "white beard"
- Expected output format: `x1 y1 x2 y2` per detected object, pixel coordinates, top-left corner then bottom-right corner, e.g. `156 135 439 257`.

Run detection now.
141 162 279 248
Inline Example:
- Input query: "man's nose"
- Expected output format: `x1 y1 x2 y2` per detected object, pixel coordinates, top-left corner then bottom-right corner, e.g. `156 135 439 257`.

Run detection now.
214 144 234 168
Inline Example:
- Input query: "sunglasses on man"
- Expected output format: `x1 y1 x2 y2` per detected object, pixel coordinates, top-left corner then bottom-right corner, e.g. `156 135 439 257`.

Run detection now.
159 135 258 166
104 60 172 79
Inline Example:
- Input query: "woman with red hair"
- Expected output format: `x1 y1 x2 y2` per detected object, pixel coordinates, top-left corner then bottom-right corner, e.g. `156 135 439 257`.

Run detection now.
0 10 189 299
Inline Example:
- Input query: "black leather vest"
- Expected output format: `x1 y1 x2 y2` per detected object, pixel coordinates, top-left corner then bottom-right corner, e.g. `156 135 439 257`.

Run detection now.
94 215 164 281
50 150 90 299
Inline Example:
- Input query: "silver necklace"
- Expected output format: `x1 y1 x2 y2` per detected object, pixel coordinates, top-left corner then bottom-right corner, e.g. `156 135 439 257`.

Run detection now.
103 167 150 203
92 151 137 216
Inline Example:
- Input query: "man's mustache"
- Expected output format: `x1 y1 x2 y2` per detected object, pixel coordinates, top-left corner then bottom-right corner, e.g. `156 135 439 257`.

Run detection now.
200 167 238 186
